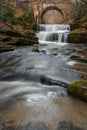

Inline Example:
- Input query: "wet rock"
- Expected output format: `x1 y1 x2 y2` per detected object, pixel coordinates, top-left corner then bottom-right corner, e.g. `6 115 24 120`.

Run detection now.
70 47 87 63
68 33 87 44
73 64 87 73
52 52 58 56
71 55 81 60
22 122 49 130
77 58 87 63
40 76 69 87
0 43 14 52
32 46 39 52
40 50 46 54
71 55 87 63
67 80 87 102
57 121 85 130
15 37 38 46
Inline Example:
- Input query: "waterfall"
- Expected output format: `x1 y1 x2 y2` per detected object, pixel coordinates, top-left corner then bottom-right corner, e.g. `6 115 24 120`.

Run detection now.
36 24 70 44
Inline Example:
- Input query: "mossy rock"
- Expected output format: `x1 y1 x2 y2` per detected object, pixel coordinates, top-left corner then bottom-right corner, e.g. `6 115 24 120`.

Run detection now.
67 80 87 102
68 33 87 44
0 45 14 52
32 46 39 52
15 37 38 46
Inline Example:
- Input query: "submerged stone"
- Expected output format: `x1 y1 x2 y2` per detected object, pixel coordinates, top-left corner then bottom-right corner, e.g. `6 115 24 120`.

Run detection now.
22 122 49 130
57 121 85 130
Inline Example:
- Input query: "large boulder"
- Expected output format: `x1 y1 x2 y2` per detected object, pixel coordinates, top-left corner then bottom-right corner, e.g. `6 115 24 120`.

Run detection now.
67 80 87 102
32 46 39 52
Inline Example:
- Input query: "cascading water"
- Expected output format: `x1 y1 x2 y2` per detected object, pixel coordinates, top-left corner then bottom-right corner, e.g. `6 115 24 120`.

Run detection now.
36 24 70 44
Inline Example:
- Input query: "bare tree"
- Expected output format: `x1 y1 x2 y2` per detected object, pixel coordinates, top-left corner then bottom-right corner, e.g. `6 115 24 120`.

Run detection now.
81 0 87 4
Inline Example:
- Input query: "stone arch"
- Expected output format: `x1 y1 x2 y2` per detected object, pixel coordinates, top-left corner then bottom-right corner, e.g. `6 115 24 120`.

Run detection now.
40 6 64 23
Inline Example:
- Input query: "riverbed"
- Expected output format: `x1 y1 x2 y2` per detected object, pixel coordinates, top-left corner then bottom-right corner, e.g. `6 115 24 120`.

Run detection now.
0 24 87 130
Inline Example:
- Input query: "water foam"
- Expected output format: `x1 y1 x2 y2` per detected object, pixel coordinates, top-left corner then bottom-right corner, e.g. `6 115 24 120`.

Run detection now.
36 24 70 45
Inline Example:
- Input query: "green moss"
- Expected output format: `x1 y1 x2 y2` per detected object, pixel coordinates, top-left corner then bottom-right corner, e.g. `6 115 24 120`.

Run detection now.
32 46 39 52
68 33 87 44
68 80 87 102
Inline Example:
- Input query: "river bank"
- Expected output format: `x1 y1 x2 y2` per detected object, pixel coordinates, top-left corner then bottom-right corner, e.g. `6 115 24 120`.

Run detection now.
0 29 38 52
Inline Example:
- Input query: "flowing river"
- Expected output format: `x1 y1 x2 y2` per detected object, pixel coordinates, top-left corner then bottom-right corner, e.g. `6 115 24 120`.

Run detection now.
0 24 87 130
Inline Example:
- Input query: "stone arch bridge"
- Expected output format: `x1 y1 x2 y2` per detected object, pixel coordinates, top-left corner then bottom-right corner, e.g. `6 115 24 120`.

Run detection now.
31 0 73 24
8 0 73 24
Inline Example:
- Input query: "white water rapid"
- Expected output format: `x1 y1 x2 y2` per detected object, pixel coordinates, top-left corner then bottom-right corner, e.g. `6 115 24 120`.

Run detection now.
36 24 70 45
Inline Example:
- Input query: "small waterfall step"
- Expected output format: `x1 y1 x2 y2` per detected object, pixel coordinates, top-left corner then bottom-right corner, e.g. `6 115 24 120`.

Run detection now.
36 24 70 44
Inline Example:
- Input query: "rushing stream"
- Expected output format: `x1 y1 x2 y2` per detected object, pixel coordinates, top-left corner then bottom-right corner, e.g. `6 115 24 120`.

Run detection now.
0 24 87 130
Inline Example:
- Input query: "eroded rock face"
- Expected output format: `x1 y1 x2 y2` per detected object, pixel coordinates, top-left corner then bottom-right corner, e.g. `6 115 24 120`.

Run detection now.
0 30 39 49
0 43 14 52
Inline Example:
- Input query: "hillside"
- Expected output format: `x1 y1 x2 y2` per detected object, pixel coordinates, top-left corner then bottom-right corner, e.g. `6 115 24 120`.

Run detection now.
0 1 38 52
